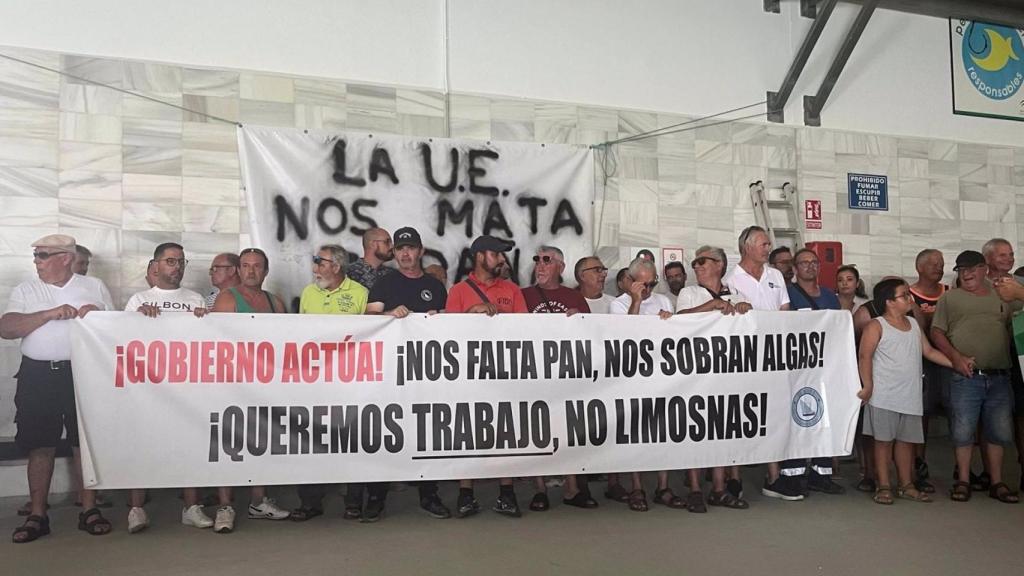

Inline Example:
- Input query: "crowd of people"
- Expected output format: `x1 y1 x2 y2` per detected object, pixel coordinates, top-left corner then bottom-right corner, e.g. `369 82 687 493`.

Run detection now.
3 224 1024 544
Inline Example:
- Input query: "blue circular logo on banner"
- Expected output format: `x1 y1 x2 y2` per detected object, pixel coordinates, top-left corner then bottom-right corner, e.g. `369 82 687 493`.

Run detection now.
961 22 1024 101
791 387 824 428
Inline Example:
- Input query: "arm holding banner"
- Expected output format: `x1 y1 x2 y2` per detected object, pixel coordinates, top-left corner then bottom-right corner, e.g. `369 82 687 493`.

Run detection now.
0 306 77 338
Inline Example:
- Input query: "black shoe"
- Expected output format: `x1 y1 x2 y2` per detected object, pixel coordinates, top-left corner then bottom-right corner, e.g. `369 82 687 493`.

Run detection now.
726 478 744 500
972 471 991 492
914 458 930 481
761 476 804 501
492 492 522 517
361 498 384 523
420 495 451 519
808 472 846 495
456 493 481 518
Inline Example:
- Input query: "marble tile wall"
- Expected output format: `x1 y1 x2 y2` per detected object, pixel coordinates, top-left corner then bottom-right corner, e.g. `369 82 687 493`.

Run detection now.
1 45 1023 438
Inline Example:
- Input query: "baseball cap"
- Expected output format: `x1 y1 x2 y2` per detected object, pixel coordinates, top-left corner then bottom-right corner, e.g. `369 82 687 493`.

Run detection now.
31 234 76 254
953 250 985 271
470 235 514 254
393 227 422 248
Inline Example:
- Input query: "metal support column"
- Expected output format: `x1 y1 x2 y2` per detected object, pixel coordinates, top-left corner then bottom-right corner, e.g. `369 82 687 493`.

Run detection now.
766 0 838 123
803 0 878 126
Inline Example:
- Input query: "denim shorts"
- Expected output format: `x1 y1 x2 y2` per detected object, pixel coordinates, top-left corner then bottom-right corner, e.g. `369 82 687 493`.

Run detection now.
948 372 1014 447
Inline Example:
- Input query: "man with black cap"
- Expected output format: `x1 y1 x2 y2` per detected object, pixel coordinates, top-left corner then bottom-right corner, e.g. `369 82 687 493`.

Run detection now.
365 227 452 519
931 250 1020 504
446 235 527 517
2 234 114 542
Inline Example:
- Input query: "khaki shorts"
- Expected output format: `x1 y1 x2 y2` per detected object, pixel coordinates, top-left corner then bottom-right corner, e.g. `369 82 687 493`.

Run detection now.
862 405 923 443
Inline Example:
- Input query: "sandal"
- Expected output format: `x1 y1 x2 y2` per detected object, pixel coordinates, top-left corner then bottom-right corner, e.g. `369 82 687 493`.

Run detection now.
529 492 550 512
949 481 971 502
343 506 362 520
77 508 112 536
896 483 932 503
872 485 894 505
627 489 648 512
562 491 599 509
988 482 1020 504
604 483 629 503
855 477 876 493
12 515 50 544
685 490 707 513
290 507 324 521
653 487 686 509
707 490 749 509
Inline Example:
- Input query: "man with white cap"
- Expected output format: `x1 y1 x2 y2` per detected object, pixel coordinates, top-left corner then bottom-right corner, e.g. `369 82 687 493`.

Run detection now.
2 234 114 542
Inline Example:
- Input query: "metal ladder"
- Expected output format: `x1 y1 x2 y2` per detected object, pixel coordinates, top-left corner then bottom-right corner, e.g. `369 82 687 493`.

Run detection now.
750 181 802 249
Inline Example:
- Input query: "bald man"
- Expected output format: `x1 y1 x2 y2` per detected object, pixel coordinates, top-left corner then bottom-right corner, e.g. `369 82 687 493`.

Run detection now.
348 228 395 291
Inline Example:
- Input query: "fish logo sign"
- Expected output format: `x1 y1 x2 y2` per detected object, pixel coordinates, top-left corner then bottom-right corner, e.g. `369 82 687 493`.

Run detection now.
961 22 1024 101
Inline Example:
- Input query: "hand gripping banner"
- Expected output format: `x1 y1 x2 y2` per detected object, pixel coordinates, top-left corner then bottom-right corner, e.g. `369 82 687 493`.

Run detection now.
71 310 860 489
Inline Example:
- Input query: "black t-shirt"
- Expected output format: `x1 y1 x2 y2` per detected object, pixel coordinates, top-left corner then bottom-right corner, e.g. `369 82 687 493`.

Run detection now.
369 272 447 313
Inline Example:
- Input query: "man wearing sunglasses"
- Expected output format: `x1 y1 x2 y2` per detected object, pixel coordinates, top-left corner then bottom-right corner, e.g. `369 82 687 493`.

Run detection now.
348 228 395 291
205 253 241 308
724 226 800 501
446 235 527 517
521 247 594 512
3 235 114 542
292 245 374 521
575 256 615 314
123 243 210 533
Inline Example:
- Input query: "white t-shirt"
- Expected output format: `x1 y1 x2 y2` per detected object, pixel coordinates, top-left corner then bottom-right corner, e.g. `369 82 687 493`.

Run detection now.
3 274 114 361
609 292 674 316
723 264 789 311
675 284 747 312
125 286 207 313
585 294 616 314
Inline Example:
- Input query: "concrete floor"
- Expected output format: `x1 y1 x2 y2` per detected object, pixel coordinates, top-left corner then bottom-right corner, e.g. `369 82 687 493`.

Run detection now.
4 436 1022 576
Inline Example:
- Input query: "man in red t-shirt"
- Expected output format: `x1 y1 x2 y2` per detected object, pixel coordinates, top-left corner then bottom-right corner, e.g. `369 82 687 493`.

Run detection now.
520 246 596 512
446 236 527 315
446 235 526 518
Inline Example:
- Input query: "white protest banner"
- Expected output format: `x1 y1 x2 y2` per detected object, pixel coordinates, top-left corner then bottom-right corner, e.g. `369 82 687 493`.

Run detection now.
72 310 859 489
950 19 1024 122
237 126 595 306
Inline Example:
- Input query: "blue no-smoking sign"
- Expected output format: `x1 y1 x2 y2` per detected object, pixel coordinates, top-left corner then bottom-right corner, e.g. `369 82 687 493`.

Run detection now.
848 173 888 211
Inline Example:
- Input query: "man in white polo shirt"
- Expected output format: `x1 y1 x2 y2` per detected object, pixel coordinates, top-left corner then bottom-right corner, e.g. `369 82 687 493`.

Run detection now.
123 242 211 534
723 225 801 502
2 234 114 542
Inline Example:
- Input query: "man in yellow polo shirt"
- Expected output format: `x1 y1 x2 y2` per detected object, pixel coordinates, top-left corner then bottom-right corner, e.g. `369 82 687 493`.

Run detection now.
293 244 371 522
299 244 368 314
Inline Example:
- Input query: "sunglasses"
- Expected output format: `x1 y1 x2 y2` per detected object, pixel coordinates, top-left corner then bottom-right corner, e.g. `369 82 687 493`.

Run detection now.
32 251 64 260
691 256 719 267
313 255 335 265
533 255 559 264
581 265 608 274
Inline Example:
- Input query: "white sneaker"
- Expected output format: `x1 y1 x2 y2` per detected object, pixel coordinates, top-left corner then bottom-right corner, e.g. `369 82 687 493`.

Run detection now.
181 504 214 529
127 506 149 533
248 497 291 520
214 506 235 533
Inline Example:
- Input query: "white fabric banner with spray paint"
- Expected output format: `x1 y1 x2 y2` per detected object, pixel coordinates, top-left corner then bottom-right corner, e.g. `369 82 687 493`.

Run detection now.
237 126 595 305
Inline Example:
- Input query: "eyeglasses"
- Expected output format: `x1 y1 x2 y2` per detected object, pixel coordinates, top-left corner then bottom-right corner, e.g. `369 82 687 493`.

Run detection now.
32 251 63 260
156 257 188 267
891 292 914 301
533 255 560 264
209 264 235 273
691 256 720 267
644 280 658 289
313 255 335 265
796 260 820 268
581 265 608 274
